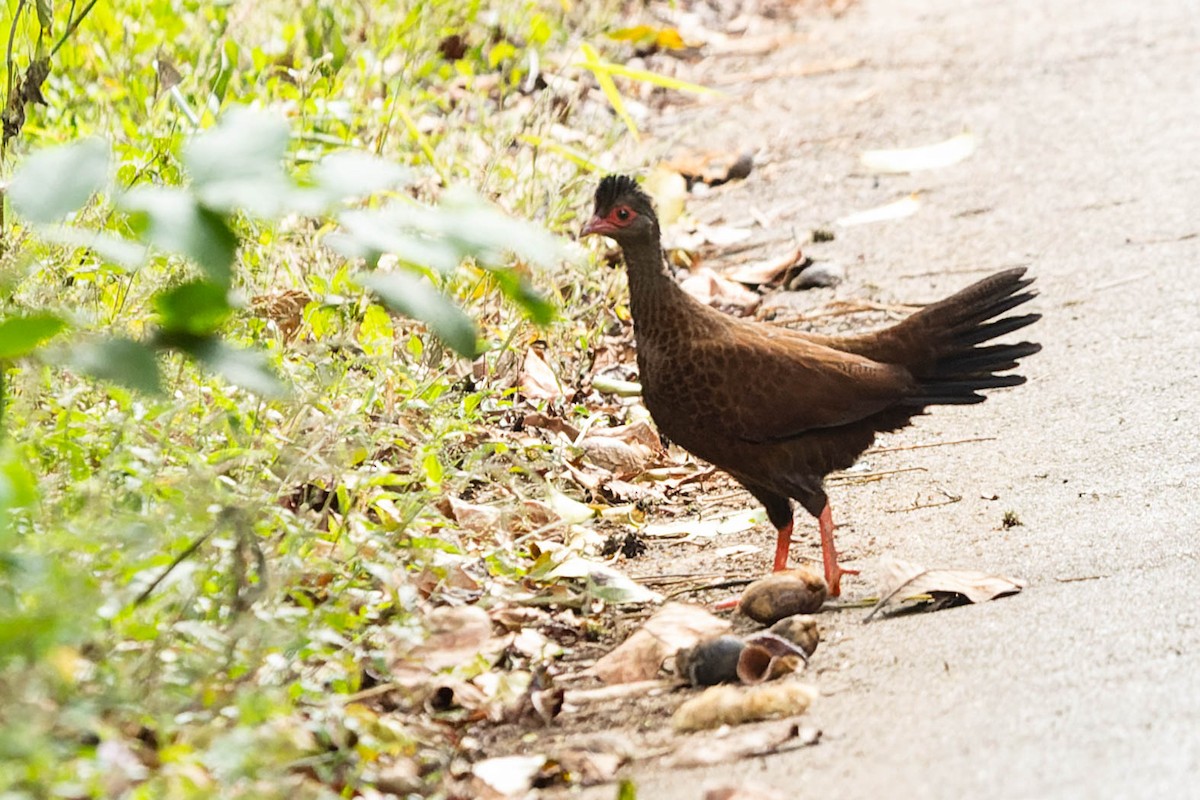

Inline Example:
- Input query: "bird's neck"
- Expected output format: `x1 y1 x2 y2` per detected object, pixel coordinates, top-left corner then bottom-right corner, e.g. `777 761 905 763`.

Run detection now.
622 237 695 338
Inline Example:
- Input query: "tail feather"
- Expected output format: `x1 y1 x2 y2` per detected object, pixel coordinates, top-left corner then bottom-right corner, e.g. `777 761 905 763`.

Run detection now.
828 267 1041 409
908 268 1040 406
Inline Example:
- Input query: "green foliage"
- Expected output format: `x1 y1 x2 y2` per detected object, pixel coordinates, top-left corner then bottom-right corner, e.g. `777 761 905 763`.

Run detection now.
0 0 647 793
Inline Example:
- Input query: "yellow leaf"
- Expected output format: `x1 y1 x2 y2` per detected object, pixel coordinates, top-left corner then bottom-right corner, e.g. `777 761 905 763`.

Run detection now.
580 43 639 139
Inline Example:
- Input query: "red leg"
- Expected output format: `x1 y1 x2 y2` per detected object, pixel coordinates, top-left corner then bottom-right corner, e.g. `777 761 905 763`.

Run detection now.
818 503 858 597
772 519 794 572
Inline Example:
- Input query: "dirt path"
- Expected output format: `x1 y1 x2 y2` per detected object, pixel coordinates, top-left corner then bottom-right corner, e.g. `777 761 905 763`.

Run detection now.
584 0 1200 796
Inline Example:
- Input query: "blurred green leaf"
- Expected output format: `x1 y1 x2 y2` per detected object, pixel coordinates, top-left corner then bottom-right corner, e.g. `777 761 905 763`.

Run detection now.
36 224 148 268
0 443 37 512
312 151 409 202
489 268 555 325
185 107 294 216
0 314 67 359
73 337 163 394
153 280 233 336
8 138 109 224
122 188 238 284
35 0 53 29
358 272 478 357
176 337 287 397
330 208 462 273
439 187 562 267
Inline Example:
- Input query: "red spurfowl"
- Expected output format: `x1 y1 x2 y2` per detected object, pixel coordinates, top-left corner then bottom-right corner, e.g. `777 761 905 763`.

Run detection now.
582 175 1041 596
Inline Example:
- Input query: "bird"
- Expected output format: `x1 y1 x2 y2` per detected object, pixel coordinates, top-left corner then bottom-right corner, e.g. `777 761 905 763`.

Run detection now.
581 174 1041 597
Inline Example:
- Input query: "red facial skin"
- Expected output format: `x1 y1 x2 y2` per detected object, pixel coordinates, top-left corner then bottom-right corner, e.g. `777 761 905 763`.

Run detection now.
581 205 638 237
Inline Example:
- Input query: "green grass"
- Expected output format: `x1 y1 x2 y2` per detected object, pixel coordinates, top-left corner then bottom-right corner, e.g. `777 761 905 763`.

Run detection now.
0 0 672 794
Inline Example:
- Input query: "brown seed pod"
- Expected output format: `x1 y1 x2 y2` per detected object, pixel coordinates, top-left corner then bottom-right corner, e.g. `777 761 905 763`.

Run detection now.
737 568 828 625
768 614 820 657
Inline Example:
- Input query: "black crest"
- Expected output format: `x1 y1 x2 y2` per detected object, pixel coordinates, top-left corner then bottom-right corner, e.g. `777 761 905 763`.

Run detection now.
594 174 654 216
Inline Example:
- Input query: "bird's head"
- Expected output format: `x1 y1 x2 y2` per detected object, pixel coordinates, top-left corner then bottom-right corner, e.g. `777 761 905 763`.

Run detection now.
581 174 659 247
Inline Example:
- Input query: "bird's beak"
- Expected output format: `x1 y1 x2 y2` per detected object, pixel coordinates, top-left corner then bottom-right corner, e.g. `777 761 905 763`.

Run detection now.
581 214 614 238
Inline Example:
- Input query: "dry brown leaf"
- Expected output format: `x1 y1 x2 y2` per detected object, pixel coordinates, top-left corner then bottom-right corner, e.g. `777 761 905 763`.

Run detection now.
581 421 663 475
437 495 502 532
520 348 566 401
865 556 1026 622
588 602 731 684
250 289 311 339
725 246 806 286
522 412 581 441
667 720 821 769
679 266 762 314
392 605 500 677
662 148 754 187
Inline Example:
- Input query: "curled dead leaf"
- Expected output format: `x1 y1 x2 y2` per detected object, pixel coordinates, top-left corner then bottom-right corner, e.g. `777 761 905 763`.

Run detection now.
725 246 806 286
391 605 501 678
589 602 730 684
865 556 1026 622
679 266 762 314
520 348 566 401
663 148 754 187
667 720 821 770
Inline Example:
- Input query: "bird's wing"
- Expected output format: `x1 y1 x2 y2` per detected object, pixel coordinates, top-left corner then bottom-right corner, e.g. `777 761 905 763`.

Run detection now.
698 329 917 443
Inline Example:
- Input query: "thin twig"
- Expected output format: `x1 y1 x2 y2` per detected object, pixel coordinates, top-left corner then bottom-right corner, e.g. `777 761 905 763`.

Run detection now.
827 465 927 483
867 436 995 455
50 0 100 58
665 577 755 599
132 528 215 607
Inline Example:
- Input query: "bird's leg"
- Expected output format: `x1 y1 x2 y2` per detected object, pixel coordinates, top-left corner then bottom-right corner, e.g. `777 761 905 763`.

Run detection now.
771 519 794 572
819 503 858 597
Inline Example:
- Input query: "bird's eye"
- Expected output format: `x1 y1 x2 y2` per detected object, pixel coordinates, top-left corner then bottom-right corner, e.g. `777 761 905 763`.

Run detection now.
615 207 631 221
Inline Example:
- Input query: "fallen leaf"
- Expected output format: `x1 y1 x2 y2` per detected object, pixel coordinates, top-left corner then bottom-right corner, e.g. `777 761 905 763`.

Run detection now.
667 720 821 769
642 508 765 540
520 348 566 401
547 557 662 606
393 605 500 676
860 132 976 174
663 149 754 187
437 495 502 532
836 194 921 227
522 412 581 441
607 24 690 51
589 602 730 683
471 755 546 797
865 556 1026 622
679 266 762 314
546 486 595 524
581 421 662 475
725 246 806 286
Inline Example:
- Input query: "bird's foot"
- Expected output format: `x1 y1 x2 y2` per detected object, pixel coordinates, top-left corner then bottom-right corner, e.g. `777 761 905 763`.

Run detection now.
818 504 857 597
824 560 860 598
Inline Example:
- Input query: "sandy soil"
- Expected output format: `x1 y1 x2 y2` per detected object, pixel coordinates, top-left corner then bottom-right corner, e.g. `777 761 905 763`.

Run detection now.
566 0 1200 796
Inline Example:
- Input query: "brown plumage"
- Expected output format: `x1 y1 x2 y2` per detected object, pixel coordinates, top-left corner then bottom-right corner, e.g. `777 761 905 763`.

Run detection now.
581 175 1041 596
